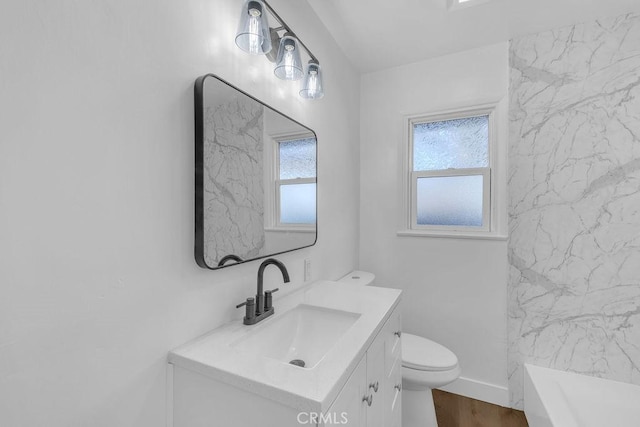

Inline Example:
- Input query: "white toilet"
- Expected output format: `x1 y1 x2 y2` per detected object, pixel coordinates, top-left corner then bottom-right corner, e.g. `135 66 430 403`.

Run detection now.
402 333 461 427
339 271 461 427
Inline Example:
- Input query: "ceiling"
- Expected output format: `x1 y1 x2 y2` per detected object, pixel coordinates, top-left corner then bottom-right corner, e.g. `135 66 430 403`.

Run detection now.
306 0 640 72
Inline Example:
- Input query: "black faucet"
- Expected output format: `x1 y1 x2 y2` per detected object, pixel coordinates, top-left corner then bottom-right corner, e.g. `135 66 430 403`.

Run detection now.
217 254 243 267
236 258 290 325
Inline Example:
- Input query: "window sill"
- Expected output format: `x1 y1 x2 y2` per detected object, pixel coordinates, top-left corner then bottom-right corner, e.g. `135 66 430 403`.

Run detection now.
397 230 508 241
265 227 316 234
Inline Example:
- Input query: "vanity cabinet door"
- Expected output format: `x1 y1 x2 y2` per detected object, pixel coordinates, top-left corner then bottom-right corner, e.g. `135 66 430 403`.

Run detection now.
365 335 386 427
385 353 403 427
324 356 367 427
384 309 402 378
383 309 402 427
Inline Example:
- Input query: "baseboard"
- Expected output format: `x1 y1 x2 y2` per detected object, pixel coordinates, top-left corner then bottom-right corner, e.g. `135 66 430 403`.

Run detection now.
437 376 510 408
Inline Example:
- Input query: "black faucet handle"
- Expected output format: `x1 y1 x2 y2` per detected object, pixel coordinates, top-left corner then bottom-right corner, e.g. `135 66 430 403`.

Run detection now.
236 297 256 322
264 288 279 311
236 297 254 308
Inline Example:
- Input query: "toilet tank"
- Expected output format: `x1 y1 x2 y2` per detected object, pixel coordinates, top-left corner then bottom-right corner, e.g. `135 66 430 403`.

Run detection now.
338 270 376 286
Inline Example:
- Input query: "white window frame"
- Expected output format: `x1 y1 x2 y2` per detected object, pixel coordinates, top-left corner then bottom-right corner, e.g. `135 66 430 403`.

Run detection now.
398 102 507 240
264 131 316 233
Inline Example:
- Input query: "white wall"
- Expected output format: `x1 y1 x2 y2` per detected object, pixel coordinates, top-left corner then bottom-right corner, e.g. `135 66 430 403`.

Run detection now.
0 0 360 425
359 43 511 406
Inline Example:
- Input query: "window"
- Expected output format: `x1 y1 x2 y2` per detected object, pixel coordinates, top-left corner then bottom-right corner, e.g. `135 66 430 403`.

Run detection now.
274 135 316 228
406 107 495 235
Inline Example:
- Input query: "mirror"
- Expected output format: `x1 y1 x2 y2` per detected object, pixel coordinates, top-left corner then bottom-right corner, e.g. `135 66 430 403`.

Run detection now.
195 74 317 269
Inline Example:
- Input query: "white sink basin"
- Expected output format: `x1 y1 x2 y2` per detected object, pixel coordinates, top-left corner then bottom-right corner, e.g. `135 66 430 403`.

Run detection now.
168 280 402 412
231 304 361 369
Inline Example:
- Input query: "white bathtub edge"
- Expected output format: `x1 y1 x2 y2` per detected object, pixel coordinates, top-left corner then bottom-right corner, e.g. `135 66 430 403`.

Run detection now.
524 364 554 427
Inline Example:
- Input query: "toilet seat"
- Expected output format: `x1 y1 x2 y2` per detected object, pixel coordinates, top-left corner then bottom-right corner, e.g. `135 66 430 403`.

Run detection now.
402 333 458 371
402 364 462 390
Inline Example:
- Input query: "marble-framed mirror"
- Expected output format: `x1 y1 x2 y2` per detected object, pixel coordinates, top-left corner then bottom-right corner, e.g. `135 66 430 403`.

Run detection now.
194 74 317 269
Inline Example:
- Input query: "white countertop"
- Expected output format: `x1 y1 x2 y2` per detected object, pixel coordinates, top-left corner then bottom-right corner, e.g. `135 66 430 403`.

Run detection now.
168 280 401 413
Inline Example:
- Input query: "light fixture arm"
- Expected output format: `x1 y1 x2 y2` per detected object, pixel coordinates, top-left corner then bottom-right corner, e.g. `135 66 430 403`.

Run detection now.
262 0 319 63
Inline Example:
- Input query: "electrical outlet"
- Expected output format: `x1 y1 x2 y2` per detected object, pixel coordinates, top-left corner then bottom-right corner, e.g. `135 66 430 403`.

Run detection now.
304 259 312 282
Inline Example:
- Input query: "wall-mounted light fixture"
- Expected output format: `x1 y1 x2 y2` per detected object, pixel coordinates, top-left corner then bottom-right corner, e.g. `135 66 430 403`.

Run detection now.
235 0 272 55
274 32 304 81
299 60 323 99
235 0 324 99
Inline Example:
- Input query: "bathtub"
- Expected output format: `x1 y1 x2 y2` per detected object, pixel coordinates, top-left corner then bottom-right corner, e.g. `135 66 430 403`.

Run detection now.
524 364 640 427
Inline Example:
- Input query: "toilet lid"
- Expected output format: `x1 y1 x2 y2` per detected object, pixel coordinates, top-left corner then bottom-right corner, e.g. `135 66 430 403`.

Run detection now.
402 333 458 371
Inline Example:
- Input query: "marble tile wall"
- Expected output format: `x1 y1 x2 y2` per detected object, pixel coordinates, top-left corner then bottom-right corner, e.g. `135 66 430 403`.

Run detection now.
508 13 640 408
203 96 265 266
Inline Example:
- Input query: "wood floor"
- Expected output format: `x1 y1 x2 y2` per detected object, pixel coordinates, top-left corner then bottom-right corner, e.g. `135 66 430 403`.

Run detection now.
432 390 529 427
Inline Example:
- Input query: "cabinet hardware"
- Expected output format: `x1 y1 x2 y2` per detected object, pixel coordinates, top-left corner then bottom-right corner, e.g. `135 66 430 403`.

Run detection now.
362 394 373 406
369 381 379 392
394 331 402 337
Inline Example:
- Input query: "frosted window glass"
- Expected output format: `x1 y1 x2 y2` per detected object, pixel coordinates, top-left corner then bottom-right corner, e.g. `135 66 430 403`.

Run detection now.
279 138 316 179
413 116 488 171
280 183 316 224
416 175 484 227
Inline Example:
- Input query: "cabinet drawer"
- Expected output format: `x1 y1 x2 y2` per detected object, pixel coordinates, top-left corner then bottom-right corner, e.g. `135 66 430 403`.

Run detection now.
384 309 402 378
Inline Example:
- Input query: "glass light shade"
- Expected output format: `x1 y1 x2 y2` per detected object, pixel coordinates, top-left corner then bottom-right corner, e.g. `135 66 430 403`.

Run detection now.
274 34 304 80
235 0 272 55
299 61 324 99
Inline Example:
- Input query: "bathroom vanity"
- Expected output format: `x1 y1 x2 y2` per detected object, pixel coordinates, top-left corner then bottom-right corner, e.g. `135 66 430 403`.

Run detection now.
168 280 402 427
